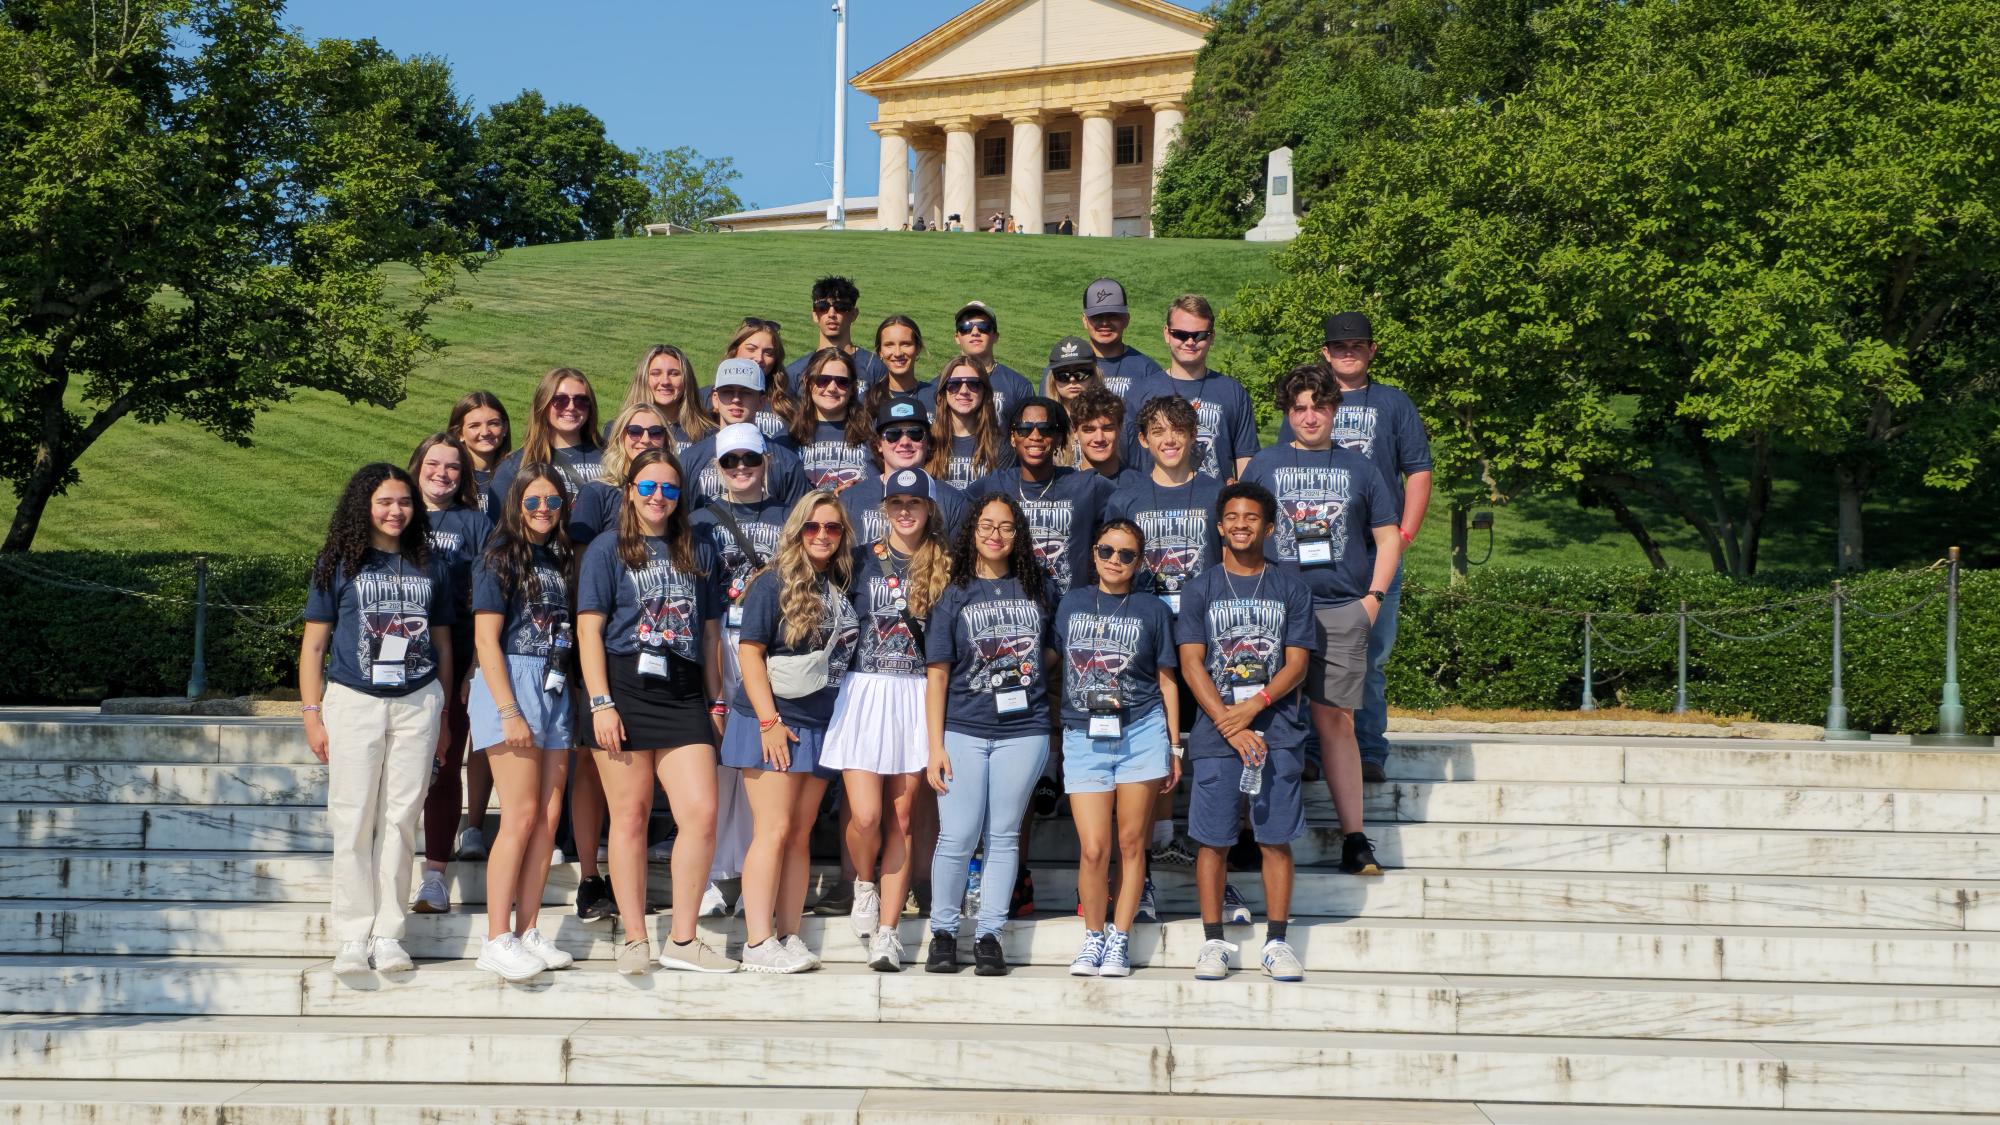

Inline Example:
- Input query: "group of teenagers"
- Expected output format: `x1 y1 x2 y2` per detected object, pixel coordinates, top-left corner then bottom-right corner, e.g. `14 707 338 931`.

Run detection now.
298 275 1434 988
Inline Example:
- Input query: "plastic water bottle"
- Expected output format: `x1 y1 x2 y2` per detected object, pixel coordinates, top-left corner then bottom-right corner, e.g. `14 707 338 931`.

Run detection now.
964 856 984 917
1239 757 1263 797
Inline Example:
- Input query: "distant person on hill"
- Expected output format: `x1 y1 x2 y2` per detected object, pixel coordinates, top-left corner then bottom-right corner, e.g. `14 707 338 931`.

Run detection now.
300 462 457 981
784 276 888 391
489 367 605 505
912 216 928 232
1079 278 1165 396
914 301 1035 423
615 344 713 453
407 434 491 920
1126 294 1260 482
447 391 511 515
723 318 797 443
1059 215 1074 235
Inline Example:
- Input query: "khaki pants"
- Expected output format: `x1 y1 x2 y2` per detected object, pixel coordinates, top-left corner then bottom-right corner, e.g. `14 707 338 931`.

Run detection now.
324 680 444 942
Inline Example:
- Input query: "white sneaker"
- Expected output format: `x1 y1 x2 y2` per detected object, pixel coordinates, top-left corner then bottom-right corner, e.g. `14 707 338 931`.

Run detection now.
698 882 729 917
332 940 371 975
550 845 566 865
648 837 675 861
411 871 449 914
741 937 810 974
369 937 414 973
868 927 905 972
850 880 880 942
476 933 545 982
520 927 574 970
454 825 488 861
779 933 821 971
1193 938 1238 981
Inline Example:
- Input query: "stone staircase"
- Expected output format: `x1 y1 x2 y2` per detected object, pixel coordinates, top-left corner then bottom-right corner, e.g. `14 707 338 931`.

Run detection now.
1 712 1998 1122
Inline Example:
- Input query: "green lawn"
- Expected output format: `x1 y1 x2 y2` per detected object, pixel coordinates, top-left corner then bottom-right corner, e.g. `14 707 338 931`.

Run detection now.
34 230 1986 580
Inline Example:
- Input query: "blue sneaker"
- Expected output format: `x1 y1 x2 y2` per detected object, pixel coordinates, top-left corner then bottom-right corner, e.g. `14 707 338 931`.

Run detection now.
1099 925 1132 977
1223 883 1253 925
1069 929 1106 977
1135 876 1159 924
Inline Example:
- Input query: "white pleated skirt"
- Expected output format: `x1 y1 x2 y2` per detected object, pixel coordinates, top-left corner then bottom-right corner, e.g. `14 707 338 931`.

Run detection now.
820 672 929 775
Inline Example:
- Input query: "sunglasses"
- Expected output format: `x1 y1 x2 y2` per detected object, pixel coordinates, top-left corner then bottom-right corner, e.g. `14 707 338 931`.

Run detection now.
1051 369 1094 384
1012 420 1058 436
624 424 666 441
521 495 565 512
880 425 928 444
717 452 765 471
944 378 986 394
744 317 782 332
810 374 854 390
812 299 856 314
956 319 994 335
1168 328 1214 343
1094 545 1139 565
549 393 590 412
801 520 845 537
633 480 681 501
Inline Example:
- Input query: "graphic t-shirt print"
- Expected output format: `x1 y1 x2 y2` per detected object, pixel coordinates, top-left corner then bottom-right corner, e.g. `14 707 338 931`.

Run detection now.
510 565 569 657
1269 465 1353 562
716 522 782 601
1135 508 1208 595
803 440 871 492
1204 595 1286 688
630 557 701 661
354 569 438 682
1332 405 1380 457
1061 611 1143 714
857 570 923 676
965 598 1043 694
1019 498 1075 592
1190 397 1228 477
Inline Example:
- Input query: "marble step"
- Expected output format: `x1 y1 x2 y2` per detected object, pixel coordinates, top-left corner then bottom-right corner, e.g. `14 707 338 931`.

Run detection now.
3 851 1995 930
0 718 301 765
1344 780 2000 834
7 955 1998 1047
0 762 325 805
4 1013 1999 1110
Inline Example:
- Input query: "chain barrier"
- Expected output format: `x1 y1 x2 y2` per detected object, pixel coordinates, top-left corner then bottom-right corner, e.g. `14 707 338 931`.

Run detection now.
1586 617 1676 656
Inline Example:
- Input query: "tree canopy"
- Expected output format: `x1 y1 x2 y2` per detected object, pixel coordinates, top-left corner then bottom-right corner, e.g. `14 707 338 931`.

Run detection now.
471 90 650 246
634 145 748 232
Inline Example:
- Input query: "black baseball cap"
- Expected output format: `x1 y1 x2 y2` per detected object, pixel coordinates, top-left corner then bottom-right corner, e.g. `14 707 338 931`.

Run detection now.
1046 335 1093 371
1323 312 1374 343
874 394 928 432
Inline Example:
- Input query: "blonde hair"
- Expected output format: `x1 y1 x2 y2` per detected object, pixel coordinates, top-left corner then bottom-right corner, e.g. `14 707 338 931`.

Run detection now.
599 402 670 484
762 490 853 648
624 344 713 445
883 494 952 621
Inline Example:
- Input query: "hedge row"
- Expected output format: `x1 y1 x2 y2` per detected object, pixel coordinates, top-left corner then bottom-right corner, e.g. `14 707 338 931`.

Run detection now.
2 553 1989 734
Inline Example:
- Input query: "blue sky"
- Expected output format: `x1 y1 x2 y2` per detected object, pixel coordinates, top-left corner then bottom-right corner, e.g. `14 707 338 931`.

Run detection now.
282 0 956 210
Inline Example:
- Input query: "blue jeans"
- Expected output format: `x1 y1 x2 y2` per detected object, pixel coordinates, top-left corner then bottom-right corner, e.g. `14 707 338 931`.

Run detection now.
1356 564 1403 766
928 731 1050 939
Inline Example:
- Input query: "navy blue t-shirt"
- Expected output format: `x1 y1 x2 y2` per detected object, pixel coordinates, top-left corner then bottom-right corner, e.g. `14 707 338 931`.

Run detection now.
1275 381 1434 519
1242 443 1400 608
677 435 809 512
305 549 457 697
939 433 1015 492
690 496 790 618
731 569 859 729
1103 473 1224 612
840 470 969 547
425 505 491 622
566 481 619 548
848 543 928 677
1173 564 1316 761
918 363 1037 430
576 532 720 660
1052 587 1178 730
489 444 604 510
968 467 1112 598
924 575 1052 740
798 419 872 492
471 543 572 658
472 467 497 515
1090 344 1165 397
786 346 889 392
1126 371 1261 480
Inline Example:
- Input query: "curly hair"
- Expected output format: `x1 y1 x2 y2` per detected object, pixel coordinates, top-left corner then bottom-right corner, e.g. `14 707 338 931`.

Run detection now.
1135 392 1198 439
481 463 576 614
877 491 952 621
948 492 1046 606
312 463 431 593
785 347 860 448
926 355 1003 482
1065 385 1125 469
623 345 713 446
614 447 702 576
761 490 854 648
1274 359 1342 415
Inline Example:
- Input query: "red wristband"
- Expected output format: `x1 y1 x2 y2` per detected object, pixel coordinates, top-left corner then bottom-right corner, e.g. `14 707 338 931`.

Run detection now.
758 717 781 732
1398 527 1414 545
1257 688 1273 708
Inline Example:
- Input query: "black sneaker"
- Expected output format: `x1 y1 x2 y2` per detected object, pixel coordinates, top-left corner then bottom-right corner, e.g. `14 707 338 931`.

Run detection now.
973 934 1008 976
1009 868 1035 919
1340 832 1384 876
909 880 931 917
1361 759 1388 784
1031 776 1061 816
924 931 961 973
811 879 855 917
574 875 613 922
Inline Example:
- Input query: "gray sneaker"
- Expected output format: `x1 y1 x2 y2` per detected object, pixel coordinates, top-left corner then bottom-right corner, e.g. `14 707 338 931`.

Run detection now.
741 937 810 974
779 933 821 971
411 871 449 914
1261 938 1304 982
868 927 905 972
658 938 739 974
614 939 653 976
369 936 413 973
1193 938 1237 981
850 880 881 942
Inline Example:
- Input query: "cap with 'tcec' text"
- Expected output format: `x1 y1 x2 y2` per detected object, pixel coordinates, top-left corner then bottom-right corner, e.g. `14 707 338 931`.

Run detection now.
713 358 766 391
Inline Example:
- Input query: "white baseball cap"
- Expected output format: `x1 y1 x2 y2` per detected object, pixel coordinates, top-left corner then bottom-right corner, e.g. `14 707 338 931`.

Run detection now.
716 423 767 457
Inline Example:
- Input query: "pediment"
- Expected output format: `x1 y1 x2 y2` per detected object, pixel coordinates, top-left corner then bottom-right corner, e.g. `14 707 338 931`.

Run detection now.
853 0 1208 90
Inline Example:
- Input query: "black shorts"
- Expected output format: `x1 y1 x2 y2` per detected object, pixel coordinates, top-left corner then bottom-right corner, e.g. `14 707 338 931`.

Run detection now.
606 649 713 751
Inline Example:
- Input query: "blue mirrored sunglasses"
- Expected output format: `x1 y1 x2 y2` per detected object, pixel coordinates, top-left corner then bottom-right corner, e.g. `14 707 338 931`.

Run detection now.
634 480 681 501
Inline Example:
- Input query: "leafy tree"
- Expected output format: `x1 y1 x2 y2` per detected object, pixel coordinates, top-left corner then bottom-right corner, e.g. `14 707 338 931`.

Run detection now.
470 90 650 246
633 145 747 232
0 0 485 550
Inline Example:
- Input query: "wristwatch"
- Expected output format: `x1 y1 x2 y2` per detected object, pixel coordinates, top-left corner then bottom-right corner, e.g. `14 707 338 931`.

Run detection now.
1367 590 1387 603
589 694 616 712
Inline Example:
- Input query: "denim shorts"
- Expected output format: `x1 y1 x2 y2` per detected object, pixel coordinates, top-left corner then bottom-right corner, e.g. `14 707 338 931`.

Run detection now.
1187 743 1306 847
467 656 573 751
718 712 839 780
1061 704 1170 794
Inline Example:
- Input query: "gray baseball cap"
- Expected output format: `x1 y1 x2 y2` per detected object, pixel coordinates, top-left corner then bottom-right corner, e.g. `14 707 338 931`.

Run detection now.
1082 277 1128 317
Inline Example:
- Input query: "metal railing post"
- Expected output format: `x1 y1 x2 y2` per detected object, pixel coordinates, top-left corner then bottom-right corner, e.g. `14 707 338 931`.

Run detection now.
1824 582 1869 741
185 556 208 700
1580 613 1597 712
1674 599 1688 714
1915 547 1992 747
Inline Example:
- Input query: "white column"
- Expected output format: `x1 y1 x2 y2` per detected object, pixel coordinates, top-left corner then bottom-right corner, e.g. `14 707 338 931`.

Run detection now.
872 123 910 231
939 116 977 231
912 139 944 229
1147 102 1185 238
1008 113 1045 235
1076 103 1116 238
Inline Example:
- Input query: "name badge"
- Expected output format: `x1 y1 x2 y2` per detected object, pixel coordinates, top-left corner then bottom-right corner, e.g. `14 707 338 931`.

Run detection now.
1162 593 1181 615
637 649 668 678
1225 665 1267 705
543 665 567 695
1297 537 1333 565
1088 713 1122 739
1230 683 1264 704
726 605 745 629
996 688 1030 715
372 634 409 687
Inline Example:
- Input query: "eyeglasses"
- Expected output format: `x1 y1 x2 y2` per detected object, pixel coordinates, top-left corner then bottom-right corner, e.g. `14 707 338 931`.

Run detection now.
955 319 994 335
549 393 590 412
717 452 765 471
1167 328 1214 343
944 378 985 394
1012 420 1057 436
801 520 845 537
521 495 565 512
880 425 928 444
975 521 1017 536
812 299 856 314
1094 545 1139 565
810 374 854 390
1051 369 1094 384
624 424 666 441
633 480 681 501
